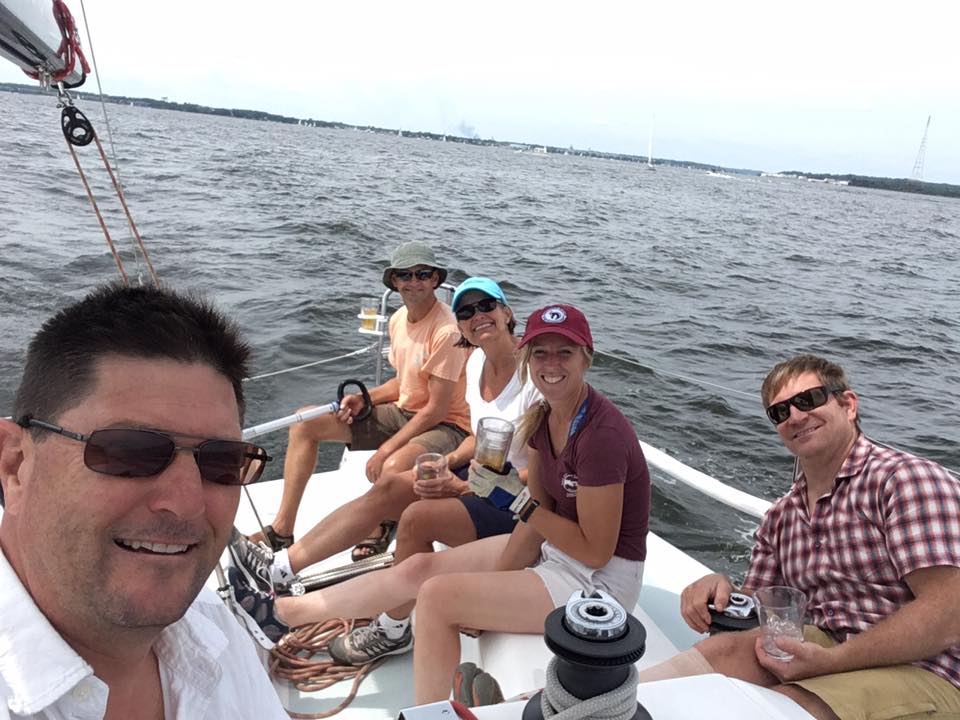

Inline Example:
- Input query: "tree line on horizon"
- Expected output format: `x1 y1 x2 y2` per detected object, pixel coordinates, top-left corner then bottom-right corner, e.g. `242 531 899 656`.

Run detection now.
2 82 957 199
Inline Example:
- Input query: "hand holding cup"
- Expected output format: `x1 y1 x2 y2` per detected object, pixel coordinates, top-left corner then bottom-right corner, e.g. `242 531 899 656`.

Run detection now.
467 460 524 509
414 453 457 498
754 586 807 662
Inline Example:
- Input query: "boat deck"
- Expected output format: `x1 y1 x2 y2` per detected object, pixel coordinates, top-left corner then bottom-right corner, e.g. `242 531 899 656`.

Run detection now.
217 450 813 718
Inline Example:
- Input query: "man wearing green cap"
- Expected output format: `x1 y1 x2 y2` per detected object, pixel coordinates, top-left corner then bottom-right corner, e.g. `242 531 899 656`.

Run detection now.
245 241 470 571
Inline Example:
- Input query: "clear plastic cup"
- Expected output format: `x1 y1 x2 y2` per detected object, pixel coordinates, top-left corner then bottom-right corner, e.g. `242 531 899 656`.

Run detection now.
754 586 807 661
360 297 379 331
415 452 448 482
475 417 514 472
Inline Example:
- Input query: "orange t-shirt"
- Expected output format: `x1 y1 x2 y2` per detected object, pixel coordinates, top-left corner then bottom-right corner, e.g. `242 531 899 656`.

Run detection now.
387 300 471 432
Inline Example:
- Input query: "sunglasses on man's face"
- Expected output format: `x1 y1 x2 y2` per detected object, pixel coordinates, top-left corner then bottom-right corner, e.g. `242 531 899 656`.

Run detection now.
455 297 499 321
393 268 436 282
765 386 837 426
20 417 271 486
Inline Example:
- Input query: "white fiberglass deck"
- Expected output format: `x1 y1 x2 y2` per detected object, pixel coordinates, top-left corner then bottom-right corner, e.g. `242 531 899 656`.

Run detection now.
221 449 813 719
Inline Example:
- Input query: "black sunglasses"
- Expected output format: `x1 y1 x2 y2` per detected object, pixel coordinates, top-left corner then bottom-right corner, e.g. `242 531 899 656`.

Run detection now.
455 297 499 321
20 417 271 486
765 386 838 425
393 268 436 282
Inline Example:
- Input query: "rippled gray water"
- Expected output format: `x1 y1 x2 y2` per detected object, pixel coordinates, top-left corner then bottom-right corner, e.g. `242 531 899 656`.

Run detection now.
2 90 959 574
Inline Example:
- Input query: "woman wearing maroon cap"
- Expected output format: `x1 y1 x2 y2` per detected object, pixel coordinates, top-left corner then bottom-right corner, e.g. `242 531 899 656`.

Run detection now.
413 303 652 704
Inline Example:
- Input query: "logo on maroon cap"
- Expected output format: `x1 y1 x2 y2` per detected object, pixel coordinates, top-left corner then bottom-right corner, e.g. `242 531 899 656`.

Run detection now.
541 307 567 324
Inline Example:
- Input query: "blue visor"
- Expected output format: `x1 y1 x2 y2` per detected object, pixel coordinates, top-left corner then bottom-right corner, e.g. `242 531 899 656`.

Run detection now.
452 277 508 311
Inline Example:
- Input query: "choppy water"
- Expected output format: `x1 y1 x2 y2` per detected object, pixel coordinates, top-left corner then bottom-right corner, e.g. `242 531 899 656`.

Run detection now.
2 90 959 575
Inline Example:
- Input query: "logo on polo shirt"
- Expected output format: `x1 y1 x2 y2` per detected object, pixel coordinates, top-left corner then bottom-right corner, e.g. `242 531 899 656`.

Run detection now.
561 472 579 497
542 307 567 324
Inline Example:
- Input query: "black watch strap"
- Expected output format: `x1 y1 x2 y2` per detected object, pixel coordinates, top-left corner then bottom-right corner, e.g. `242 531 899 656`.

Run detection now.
519 498 540 523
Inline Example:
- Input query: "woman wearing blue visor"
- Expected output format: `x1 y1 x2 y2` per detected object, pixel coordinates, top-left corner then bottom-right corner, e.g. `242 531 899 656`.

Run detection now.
229 277 541 663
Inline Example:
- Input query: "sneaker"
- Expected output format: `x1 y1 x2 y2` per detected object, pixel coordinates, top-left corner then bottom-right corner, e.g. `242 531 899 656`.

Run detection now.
228 566 290 643
329 621 413 666
228 527 295 593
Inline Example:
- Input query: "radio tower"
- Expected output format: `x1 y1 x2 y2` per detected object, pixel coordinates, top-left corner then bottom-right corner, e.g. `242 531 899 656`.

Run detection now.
912 115 931 180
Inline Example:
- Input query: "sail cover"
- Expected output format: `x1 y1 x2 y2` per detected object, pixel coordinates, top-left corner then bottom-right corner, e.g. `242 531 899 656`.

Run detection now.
0 0 85 86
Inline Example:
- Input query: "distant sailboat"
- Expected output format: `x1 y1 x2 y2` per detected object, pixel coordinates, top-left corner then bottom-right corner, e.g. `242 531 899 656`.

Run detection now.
646 114 655 170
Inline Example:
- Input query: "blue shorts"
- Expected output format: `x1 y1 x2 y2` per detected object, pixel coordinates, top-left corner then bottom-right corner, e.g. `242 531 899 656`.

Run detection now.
458 495 517 539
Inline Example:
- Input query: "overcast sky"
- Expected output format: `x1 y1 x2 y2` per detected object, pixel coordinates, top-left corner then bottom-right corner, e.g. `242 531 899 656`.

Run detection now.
3 0 958 183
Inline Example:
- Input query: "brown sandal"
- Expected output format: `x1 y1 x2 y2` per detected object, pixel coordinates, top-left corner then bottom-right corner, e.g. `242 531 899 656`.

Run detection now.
351 520 397 562
261 524 294 551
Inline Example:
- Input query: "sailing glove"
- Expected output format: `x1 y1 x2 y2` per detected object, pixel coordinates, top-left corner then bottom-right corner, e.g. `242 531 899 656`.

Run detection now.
467 461 524 510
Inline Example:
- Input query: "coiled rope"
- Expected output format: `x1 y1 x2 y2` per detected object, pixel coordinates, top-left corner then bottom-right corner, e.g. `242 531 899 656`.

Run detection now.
539 659 639 720
269 618 385 719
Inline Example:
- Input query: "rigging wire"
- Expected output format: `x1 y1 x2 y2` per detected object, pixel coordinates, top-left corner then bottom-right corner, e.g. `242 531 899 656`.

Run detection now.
75 0 157 285
243 344 379 382
63 135 129 284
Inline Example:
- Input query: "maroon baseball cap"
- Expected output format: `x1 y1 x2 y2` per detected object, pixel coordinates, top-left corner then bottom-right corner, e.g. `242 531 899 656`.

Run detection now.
518 304 594 352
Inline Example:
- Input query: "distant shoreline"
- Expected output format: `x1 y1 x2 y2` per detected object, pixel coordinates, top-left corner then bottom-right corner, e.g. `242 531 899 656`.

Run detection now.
3 82 957 199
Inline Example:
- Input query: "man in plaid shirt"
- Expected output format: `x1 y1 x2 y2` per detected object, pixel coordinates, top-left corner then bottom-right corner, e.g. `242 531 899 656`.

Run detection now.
642 355 960 720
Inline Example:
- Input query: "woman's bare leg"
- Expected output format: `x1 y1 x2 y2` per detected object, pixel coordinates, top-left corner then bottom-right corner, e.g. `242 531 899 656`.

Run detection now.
384 498 479 620
276 534 509 628
413 569 554 704
394 498 478 562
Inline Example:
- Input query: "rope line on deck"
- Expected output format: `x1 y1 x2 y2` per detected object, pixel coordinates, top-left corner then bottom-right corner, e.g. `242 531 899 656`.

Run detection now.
270 618 385 718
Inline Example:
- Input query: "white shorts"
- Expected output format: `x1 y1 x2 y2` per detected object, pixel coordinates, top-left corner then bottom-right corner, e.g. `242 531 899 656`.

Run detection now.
529 542 644 610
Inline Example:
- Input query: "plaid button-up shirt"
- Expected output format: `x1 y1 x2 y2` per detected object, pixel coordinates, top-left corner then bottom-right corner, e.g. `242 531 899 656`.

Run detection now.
743 434 960 688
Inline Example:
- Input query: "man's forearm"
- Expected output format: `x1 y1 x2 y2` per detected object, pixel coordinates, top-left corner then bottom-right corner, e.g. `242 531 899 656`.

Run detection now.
826 593 960 673
446 435 476 469
368 378 400 406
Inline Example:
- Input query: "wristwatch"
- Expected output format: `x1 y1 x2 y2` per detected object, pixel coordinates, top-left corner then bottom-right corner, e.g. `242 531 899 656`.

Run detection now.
519 497 540 523
508 487 540 522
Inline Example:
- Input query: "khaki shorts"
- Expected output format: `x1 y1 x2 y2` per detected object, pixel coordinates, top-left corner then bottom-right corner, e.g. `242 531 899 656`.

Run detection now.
792 626 960 720
348 403 468 456
529 542 644 610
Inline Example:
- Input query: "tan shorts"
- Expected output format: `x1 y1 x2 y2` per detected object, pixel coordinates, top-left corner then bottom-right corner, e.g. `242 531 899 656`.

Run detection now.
792 626 960 720
348 403 468 456
529 542 644 610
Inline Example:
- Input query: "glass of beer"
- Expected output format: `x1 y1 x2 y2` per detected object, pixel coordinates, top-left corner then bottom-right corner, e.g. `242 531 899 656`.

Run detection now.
360 297 379 331
475 417 514 472
415 452 448 482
